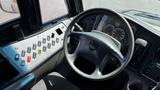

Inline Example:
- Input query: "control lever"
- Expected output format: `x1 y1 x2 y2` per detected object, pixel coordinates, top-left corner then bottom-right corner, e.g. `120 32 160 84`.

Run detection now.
131 38 148 67
135 38 148 47
152 82 160 90
134 38 148 59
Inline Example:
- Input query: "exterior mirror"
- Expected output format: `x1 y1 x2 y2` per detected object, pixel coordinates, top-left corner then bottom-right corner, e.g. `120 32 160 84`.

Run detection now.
0 0 19 13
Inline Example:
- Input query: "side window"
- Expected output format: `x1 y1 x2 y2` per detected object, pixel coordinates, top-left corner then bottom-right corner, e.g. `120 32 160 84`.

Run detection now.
0 0 20 25
39 0 68 23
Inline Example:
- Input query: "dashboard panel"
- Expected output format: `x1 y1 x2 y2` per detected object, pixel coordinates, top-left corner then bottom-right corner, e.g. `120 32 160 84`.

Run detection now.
0 18 72 89
0 23 67 75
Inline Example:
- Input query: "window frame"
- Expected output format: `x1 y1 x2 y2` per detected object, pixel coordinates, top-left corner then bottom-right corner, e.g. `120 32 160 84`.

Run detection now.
0 0 84 46
0 0 83 34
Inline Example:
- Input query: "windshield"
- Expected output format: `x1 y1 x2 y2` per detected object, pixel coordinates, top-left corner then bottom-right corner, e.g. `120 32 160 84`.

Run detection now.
82 0 160 15
82 0 160 26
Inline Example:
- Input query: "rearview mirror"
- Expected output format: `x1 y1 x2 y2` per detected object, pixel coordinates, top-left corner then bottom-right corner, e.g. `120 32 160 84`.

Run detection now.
0 0 19 13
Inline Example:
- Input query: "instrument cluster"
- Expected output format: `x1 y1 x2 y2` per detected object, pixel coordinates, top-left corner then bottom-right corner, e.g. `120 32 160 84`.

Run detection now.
102 24 126 42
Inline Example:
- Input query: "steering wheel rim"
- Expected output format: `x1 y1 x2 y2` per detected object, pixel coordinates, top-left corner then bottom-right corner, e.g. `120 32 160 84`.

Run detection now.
64 8 134 80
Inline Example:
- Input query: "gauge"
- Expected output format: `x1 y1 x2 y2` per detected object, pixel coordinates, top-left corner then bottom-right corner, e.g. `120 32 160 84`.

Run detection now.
112 28 125 41
114 22 121 27
102 24 115 36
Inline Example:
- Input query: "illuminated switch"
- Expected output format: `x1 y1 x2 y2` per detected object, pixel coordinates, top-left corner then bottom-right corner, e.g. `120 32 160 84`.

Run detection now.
21 60 25 66
15 54 20 60
47 43 51 49
38 41 41 47
47 36 51 41
33 52 37 59
21 50 26 57
27 47 31 53
43 38 46 44
52 41 55 46
27 56 32 63
56 38 59 43
38 49 42 54
32 44 36 50
43 46 47 52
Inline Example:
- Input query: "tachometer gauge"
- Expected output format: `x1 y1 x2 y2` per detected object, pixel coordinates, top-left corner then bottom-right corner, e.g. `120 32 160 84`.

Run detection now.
102 24 115 36
112 28 125 41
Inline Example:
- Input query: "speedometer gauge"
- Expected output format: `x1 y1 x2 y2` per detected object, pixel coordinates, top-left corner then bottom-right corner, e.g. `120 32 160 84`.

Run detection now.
102 24 114 36
112 28 125 41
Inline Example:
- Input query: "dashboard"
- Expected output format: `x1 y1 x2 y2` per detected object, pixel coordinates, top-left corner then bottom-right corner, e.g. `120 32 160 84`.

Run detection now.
1 11 160 89
77 13 160 84
0 20 71 89
124 15 160 84
0 23 66 74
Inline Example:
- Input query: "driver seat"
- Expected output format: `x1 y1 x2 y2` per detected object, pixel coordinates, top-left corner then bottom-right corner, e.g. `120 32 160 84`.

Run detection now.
31 72 80 90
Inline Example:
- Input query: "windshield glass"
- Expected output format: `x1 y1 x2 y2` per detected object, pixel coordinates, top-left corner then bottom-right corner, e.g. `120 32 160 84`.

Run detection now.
0 0 20 25
82 0 160 14
82 0 160 26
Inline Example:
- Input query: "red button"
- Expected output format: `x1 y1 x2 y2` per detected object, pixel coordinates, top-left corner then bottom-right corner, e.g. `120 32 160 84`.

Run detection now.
27 56 32 63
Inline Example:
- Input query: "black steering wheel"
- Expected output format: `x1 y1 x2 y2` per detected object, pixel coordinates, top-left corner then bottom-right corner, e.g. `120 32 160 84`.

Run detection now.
64 8 134 80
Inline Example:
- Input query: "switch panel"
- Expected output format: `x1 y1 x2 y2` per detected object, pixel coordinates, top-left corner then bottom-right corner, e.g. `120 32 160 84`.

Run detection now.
0 23 66 74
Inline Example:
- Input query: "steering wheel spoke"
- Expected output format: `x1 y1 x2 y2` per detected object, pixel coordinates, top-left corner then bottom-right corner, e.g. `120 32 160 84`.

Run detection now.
71 30 124 59
112 52 124 65
70 29 125 71
74 23 84 31
67 53 77 63
91 67 103 78
99 54 110 72
66 40 81 63
117 54 125 65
